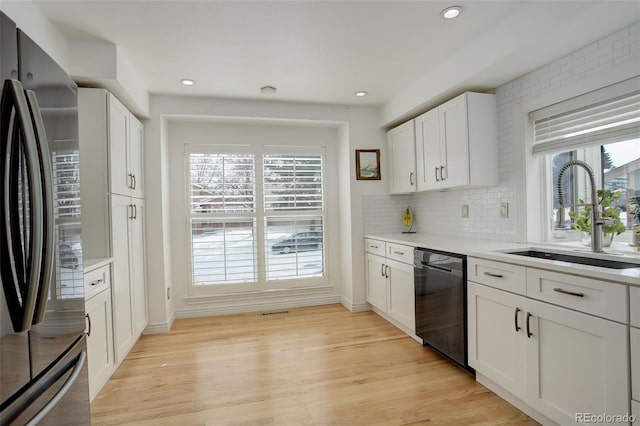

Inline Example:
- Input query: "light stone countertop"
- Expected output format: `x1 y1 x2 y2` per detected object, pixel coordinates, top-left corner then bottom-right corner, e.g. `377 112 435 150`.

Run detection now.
364 233 640 287
83 257 113 274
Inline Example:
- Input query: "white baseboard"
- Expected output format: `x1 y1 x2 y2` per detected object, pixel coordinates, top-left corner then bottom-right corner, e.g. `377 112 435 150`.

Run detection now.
175 294 342 318
475 373 558 426
143 311 176 334
340 296 371 313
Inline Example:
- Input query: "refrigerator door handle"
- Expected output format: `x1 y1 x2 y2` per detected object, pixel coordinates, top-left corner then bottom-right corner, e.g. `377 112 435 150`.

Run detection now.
25 90 54 325
24 351 87 426
0 79 43 332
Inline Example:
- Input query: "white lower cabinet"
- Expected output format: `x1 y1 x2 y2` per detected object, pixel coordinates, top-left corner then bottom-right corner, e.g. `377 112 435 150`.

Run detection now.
364 239 415 334
110 194 148 363
468 282 526 399
386 258 415 329
468 257 631 426
525 297 628 425
85 264 114 402
365 253 387 312
632 400 639 425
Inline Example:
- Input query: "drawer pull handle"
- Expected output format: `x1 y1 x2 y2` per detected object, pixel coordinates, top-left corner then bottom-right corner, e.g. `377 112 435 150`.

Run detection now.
370 245 378 249
514 307 521 332
553 287 585 298
385 265 389 279
483 271 504 278
526 312 533 338
89 279 104 286
393 251 405 255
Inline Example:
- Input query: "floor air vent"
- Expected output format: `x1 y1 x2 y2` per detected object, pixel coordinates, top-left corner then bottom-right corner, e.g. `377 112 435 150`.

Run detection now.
260 310 289 317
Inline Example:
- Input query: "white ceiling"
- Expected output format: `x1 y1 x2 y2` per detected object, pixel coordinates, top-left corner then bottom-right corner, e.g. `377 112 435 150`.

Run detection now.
32 0 640 116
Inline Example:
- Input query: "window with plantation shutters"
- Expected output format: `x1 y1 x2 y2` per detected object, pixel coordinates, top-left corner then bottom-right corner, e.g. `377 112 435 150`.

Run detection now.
263 153 324 281
188 150 257 285
186 146 325 287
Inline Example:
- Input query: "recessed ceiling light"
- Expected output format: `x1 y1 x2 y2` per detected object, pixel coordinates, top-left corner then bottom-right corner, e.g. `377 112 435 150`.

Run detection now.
441 6 462 19
355 91 368 97
260 85 277 95
180 79 195 86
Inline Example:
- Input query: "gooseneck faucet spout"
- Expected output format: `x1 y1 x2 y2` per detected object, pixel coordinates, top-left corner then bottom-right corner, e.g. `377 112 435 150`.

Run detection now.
556 160 605 253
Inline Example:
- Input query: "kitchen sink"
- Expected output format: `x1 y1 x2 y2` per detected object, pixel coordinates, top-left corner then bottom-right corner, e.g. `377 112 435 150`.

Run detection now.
505 250 639 269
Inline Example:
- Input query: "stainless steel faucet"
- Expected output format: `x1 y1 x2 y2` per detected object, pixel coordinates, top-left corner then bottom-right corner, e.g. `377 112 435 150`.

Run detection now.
556 160 611 253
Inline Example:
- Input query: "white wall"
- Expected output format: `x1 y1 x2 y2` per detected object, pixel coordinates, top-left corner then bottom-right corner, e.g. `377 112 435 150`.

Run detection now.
1 0 70 71
166 119 341 315
408 22 640 244
145 95 385 330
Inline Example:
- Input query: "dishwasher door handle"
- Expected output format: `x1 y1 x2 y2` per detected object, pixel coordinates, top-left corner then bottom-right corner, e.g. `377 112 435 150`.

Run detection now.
422 262 453 273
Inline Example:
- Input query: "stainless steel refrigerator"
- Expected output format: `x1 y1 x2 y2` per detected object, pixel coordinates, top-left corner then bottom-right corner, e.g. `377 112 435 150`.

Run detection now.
0 11 90 425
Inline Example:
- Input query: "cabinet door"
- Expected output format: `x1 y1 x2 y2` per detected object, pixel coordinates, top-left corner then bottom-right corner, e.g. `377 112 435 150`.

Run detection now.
386 259 415 332
365 253 387 312
468 282 527 399
108 95 131 196
439 95 469 189
130 199 148 335
415 108 441 191
525 298 629 425
631 327 639 402
387 121 416 194
86 288 114 401
109 194 135 363
129 116 144 199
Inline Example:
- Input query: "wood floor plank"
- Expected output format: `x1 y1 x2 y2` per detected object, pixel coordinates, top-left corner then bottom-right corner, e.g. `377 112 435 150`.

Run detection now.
90 304 538 425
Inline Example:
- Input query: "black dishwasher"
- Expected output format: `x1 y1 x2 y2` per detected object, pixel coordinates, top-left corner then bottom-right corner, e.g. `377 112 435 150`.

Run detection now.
414 248 470 370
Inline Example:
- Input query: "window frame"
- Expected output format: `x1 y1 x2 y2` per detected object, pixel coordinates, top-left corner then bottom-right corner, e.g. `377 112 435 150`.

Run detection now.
185 144 329 295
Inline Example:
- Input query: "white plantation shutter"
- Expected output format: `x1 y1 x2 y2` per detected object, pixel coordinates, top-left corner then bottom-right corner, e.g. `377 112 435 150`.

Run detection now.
530 76 640 155
262 151 325 281
186 145 326 287
188 153 255 214
188 148 257 285
263 154 323 211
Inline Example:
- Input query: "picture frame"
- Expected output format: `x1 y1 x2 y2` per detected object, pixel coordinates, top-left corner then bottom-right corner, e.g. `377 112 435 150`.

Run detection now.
355 149 381 180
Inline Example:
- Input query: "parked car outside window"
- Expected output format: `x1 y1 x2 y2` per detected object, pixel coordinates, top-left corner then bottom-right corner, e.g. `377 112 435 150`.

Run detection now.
271 231 323 254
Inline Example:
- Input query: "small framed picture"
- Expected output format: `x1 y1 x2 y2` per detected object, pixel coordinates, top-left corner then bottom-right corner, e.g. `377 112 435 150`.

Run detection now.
355 149 381 180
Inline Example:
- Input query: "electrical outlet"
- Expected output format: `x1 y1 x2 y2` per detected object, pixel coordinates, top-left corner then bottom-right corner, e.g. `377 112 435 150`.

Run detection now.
500 202 509 218
462 204 469 218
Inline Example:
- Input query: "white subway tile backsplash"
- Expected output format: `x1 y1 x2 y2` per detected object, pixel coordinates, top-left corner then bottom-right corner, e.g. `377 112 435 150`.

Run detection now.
369 23 638 244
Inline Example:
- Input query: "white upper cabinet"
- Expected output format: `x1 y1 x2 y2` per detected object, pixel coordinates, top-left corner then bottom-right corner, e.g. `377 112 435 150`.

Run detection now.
108 93 144 198
415 92 498 191
386 120 417 194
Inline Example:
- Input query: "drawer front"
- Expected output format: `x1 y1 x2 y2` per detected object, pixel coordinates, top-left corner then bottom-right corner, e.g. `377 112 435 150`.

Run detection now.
85 265 111 299
632 327 639 402
526 268 627 323
631 286 640 328
386 243 413 265
364 238 386 256
467 257 526 295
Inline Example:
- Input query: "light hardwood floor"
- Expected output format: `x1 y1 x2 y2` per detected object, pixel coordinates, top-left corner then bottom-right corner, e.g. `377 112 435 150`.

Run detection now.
91 304 538 425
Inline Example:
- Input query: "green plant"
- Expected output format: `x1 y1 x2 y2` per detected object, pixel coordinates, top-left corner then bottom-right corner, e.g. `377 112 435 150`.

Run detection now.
630 195 640 223
567 189 626 235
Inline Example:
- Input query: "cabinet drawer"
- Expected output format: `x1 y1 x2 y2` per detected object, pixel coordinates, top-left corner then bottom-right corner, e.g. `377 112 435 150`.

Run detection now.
386 243 413 265
526 268 627 323
632 327 639 402
467 257 526 295
631 287 640 328
85 265 111 300
364 238 385 256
